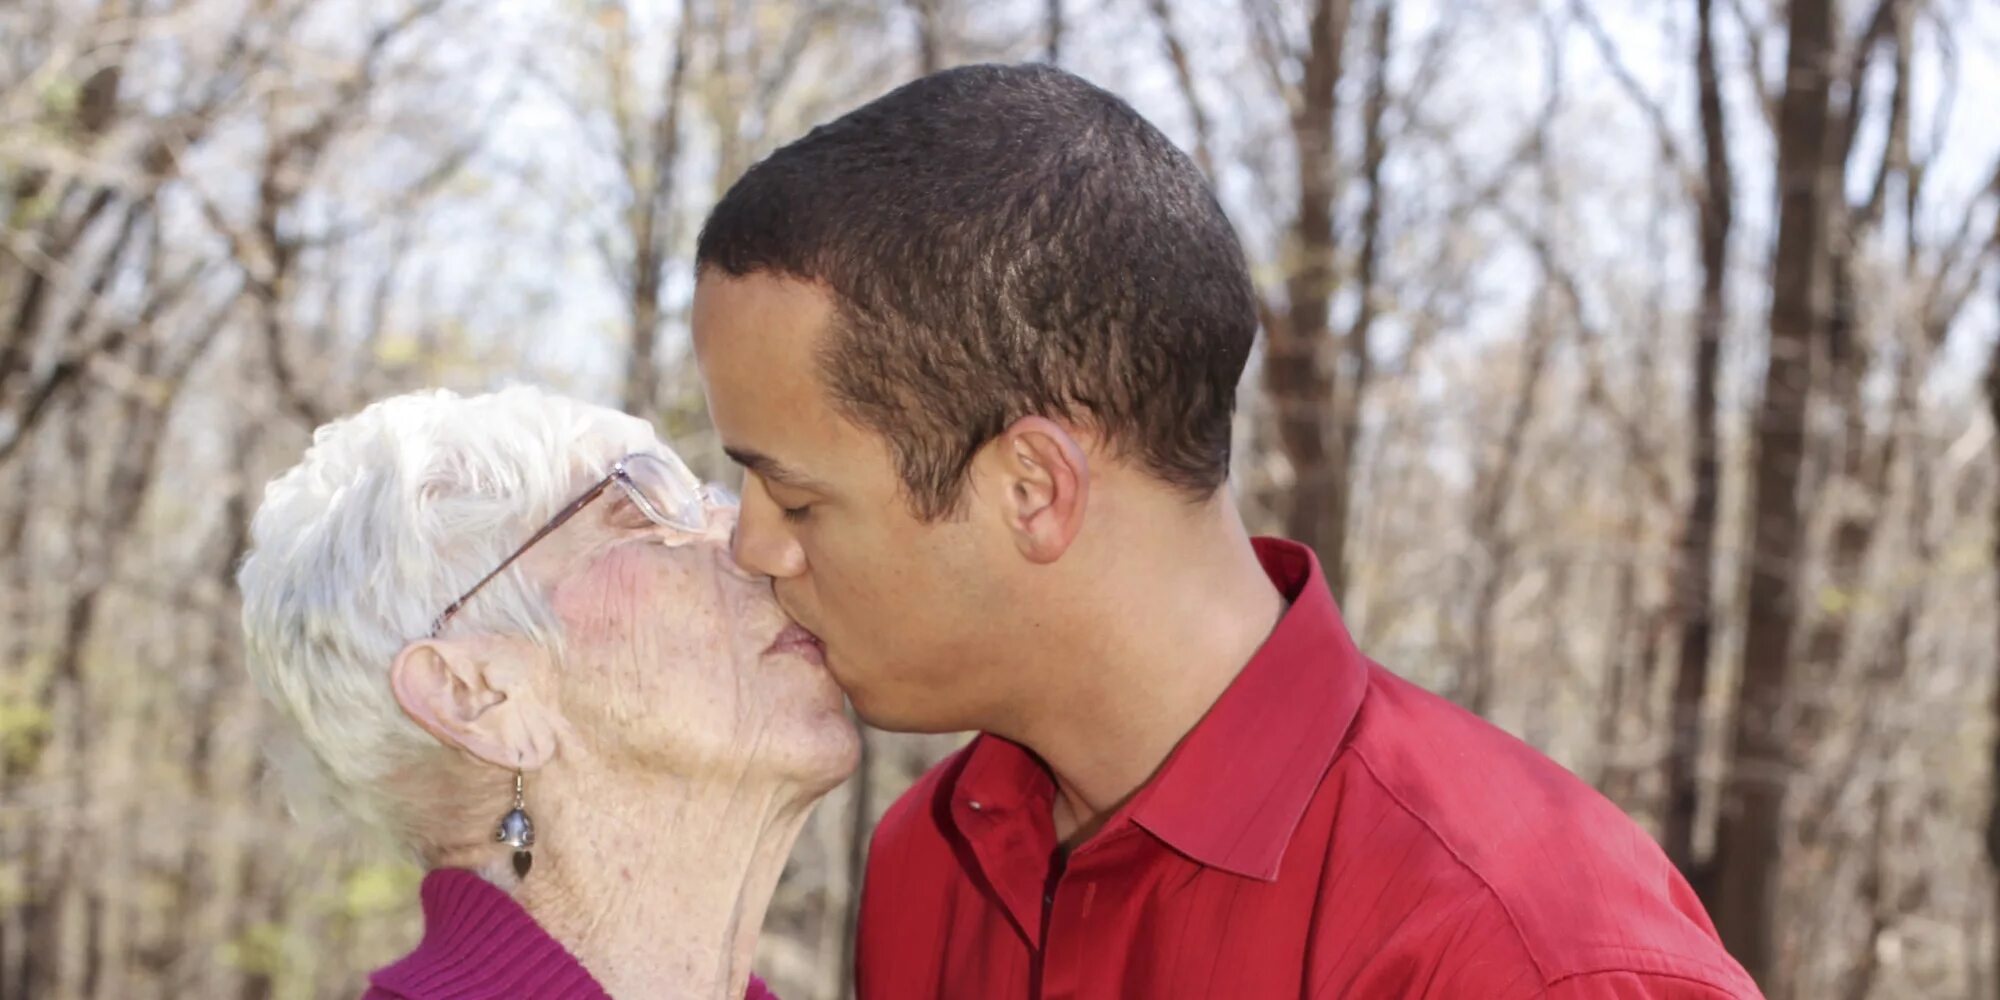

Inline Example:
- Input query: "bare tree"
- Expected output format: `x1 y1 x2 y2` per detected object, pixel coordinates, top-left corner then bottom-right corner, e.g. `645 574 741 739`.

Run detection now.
1710 0 1836 982
1264 0 1349 590
1790 0 1908 776
1987 267 2000 999
1662 0 1734 885
1460 12 1559 717
1147 0 1215 179
1337 0 1392 603
910 0 943 75
1045 0 1064 64
600 0 696 423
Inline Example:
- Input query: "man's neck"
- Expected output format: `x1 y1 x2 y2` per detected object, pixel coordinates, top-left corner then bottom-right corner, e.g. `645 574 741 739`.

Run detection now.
451 762 811 1000
1012 507 1287 844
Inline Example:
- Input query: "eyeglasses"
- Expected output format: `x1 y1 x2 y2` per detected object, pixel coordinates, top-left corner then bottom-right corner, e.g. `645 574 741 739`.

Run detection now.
429 452 729 637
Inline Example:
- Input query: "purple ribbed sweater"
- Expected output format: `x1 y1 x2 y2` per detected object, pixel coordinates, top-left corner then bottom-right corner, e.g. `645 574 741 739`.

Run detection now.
364 868 778 1000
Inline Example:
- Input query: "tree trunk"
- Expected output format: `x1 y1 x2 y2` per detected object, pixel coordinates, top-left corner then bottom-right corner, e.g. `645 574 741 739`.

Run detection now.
1463 295 1554 717
911 0 942 75
1709 0 1836 983
626 265 664 421
1985 314 2000 1000
1327 0 1392 605
1838 344 1926 1000
1793 0 1911 825
1663 0 1733 884
1594 505 1654 808
1044 0 1062 63
1265 0 1352 585
1147 0 1216 180
839 729 874 1000
620 0 693 424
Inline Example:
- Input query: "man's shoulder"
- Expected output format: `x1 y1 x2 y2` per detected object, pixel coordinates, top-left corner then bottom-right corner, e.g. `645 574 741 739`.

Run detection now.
1334 664 1757 996
1341 662 1636 854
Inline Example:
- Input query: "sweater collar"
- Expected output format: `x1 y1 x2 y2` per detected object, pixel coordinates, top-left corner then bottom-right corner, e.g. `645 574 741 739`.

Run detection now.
368 867 612 1000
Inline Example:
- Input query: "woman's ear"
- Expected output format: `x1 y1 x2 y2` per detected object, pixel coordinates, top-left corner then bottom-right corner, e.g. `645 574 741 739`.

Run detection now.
985 415 1089 564
390 636 567 770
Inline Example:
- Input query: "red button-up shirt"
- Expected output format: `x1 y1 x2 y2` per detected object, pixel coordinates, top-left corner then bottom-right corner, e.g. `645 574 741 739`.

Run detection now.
856 538 1759 999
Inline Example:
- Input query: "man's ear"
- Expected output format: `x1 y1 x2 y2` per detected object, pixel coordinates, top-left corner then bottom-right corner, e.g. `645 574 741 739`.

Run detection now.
985 415 1089 564
390 636 566 770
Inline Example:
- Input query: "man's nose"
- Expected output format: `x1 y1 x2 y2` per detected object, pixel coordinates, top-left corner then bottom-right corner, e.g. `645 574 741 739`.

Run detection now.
731 499 807 579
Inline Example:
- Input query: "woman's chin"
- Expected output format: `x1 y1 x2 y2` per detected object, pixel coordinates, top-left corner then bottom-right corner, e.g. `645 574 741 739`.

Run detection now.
789 713 864 796
731 652 862 794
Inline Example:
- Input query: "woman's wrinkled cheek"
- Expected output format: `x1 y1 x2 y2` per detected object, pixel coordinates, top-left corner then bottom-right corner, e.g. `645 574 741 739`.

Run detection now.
552 541 785 760
556 545 727 673
554 547 690 678
550 554 639 648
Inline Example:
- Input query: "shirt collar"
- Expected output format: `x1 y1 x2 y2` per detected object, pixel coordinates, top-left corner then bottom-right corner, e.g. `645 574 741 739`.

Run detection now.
1125 537 1367 880
953 538 1367 886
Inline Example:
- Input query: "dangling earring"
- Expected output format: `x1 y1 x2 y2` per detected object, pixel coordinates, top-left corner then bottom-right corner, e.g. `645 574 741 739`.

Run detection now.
495 768 535 878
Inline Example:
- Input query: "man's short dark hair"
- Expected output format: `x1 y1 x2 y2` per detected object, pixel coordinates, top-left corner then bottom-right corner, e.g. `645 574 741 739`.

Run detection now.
697 63 1259 520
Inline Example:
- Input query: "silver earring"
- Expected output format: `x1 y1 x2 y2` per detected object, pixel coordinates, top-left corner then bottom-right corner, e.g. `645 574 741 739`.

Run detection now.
495 768 535 878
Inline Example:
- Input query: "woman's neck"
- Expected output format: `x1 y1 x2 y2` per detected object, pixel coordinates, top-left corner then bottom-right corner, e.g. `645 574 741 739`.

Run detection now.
441 761 813 1000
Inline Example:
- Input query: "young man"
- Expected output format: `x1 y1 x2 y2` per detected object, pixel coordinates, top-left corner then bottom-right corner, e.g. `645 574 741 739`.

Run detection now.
692 64 1759 1000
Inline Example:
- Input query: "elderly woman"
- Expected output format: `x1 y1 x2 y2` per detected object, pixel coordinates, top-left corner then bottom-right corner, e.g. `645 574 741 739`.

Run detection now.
238 386 858 999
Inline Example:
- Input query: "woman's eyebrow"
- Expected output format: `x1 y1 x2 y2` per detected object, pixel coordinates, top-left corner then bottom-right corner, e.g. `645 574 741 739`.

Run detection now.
724 446 833 493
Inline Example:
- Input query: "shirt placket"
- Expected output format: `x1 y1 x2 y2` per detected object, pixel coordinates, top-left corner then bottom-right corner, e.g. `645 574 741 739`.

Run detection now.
954 792 1056 965
1037 827 1135 1000
1037 867 1084 1000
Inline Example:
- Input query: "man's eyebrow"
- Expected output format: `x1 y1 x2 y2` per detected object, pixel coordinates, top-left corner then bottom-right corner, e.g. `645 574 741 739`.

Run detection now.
724 446 831 492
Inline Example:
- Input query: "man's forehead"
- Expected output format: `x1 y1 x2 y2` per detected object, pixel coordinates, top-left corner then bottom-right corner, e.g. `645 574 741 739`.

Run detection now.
692 272 849 475
695 275 810 385
692 271 835 350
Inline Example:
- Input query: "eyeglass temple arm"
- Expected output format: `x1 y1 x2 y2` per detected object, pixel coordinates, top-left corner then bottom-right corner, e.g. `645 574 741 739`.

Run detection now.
428 472 622 637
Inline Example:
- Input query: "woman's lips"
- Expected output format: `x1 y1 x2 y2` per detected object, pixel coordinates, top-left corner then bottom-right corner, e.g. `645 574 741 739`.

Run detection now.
767 622 826 666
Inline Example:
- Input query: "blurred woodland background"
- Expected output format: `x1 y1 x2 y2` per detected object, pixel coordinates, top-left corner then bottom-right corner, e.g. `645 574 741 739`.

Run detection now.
3 0 2000 997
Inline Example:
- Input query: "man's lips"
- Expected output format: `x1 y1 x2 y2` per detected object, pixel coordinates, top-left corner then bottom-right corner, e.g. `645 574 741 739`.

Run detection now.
766 622 826 666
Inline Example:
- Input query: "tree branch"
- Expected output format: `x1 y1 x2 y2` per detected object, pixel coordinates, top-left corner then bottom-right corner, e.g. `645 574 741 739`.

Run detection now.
1722 0 1779 132
1145 0 1215 180
1568 0 1700 200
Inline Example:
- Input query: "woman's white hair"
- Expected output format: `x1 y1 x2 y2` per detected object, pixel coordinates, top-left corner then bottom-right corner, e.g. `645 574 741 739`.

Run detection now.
238 385 660 841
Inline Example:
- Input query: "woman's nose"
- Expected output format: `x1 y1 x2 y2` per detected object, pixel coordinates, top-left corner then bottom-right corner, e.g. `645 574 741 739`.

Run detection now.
688 483 735 538
713 518 766 582
710 517 737 558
